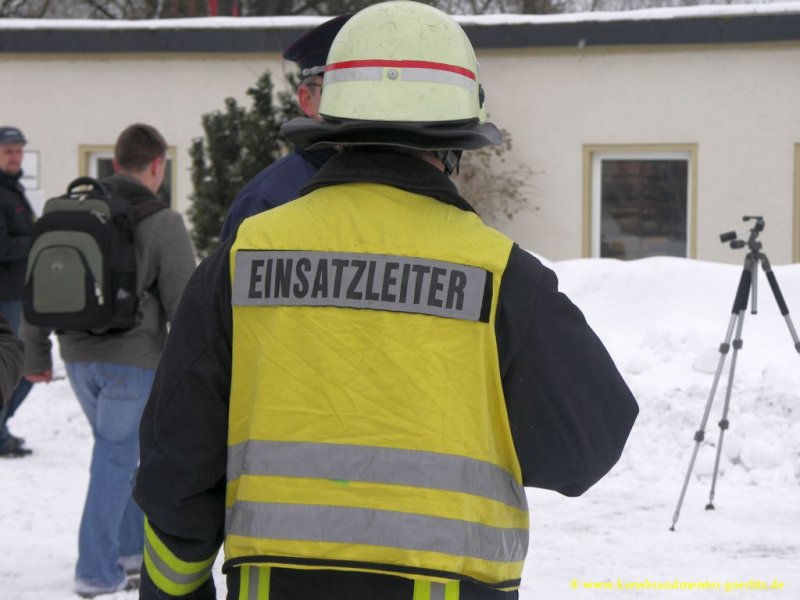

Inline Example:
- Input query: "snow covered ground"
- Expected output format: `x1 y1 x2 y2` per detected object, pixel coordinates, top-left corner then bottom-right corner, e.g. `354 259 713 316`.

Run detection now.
2 255 799 599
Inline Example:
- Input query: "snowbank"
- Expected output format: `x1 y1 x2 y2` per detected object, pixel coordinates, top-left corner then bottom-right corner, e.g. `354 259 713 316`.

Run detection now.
2 255 798 599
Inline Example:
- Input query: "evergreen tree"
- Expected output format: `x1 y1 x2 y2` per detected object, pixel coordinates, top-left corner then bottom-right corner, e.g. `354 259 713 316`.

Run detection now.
188 70 299 258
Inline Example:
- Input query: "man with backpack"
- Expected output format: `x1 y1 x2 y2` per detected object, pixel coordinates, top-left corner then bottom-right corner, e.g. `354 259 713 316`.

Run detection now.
0 125 35 458
22 124 196 598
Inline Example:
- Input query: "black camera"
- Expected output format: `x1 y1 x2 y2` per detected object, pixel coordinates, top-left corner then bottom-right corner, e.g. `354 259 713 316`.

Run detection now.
719 215 764 249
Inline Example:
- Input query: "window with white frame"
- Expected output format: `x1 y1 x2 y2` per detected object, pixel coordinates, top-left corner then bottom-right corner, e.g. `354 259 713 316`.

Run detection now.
86 150 116 180
80 146 176 208
588 149 694 260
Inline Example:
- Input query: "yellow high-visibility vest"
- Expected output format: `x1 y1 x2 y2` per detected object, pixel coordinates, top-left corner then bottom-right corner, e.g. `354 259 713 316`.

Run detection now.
226 182 527 590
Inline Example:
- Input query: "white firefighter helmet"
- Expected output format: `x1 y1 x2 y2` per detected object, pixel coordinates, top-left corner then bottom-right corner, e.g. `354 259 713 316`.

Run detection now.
282 1 501 152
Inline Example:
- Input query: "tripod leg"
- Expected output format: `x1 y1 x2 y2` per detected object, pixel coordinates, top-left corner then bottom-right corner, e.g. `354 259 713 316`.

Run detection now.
761 254 800 353
706 307 747 510
670 313 738 530
670 262 752 531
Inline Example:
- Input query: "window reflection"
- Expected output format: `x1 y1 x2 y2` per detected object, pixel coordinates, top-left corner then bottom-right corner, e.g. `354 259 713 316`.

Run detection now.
600 159 688 259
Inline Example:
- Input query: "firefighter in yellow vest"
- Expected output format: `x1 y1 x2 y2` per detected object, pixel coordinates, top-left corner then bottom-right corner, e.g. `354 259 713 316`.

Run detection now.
134 3 638 599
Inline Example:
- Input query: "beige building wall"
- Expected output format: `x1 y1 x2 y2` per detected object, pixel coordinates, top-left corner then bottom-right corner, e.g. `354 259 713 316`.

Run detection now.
4 40 800 264
5 52 287 216
477 42 800 264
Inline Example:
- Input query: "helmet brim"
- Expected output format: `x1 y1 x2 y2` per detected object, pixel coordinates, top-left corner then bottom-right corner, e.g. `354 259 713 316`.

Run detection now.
281 116 502 152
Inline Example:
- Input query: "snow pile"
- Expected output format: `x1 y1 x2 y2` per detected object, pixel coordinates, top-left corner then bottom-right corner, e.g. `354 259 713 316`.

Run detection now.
554 256 800 489
2 255 799 599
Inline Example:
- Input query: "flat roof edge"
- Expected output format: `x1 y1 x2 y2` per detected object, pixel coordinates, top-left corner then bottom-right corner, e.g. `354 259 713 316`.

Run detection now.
1 13 799 53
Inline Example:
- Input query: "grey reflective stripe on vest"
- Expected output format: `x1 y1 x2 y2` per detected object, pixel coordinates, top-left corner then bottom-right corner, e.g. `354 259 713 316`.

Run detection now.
226 501 528 563
144 535 208 588
242 566 261 600
227 440 527 511
415 580 460 600
232 250 490 322
430 582 446 600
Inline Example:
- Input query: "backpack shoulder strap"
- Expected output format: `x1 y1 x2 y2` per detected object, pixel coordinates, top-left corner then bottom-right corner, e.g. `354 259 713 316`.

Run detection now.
98 177 167 224
131 198 168 224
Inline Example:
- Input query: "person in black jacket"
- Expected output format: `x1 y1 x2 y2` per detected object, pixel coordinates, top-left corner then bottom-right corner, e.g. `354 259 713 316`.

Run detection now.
0 125 34 458
219 14 350 240
134 4 638 600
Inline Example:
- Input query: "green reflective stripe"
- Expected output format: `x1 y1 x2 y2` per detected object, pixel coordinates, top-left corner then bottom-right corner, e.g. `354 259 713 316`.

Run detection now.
227 501 528 563
444 581 460 600
144 520 214 595
227 441 526 510
144 536 212 593
257 566 270 599
413 581 460 600
238 566 250 600
414 580 431 600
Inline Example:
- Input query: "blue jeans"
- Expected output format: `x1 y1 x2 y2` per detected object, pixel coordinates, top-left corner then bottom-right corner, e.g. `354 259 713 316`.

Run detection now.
66 361 155 588
0 300 32 447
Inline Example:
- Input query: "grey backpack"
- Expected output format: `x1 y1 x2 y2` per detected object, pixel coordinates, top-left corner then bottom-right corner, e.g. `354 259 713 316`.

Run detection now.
24 177 141 334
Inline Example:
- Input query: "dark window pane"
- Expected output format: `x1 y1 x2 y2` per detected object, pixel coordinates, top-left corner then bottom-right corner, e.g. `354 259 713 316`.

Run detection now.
96 158 115 180
600 159 688 260
157 161 173 207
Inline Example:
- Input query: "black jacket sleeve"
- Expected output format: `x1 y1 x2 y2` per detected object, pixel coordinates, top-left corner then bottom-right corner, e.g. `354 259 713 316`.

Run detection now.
134 240 233 598
496 245 638 496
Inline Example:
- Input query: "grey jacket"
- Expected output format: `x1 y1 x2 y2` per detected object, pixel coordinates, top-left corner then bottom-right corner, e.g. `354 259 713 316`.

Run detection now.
21 175 196 372
0 314 24 405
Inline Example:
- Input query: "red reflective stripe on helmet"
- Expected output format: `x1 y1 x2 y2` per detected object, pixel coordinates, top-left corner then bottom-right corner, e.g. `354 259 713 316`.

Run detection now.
326 59 476 81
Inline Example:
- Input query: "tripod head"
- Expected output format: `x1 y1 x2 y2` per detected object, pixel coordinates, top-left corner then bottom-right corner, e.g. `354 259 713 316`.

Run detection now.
719 215 765 252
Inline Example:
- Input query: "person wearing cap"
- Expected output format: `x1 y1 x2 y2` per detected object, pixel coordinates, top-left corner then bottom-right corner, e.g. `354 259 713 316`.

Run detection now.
219 14 351 241
134 3 638 600
0 126 35 458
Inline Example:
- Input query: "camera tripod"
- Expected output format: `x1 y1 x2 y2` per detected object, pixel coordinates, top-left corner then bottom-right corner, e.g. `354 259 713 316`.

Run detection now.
670 216 800 531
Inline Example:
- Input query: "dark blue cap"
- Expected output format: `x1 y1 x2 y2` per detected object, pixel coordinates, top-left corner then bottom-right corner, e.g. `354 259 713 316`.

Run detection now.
0 126 27 145
282 14 352 77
